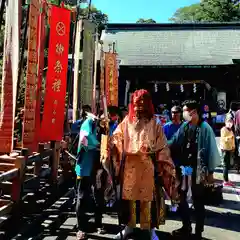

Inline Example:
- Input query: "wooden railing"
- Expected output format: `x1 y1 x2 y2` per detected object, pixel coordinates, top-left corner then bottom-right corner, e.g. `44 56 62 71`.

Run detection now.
0 140 72 220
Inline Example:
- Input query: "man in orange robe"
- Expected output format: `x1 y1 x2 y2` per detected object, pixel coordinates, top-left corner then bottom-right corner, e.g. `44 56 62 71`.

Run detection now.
109 89 177 239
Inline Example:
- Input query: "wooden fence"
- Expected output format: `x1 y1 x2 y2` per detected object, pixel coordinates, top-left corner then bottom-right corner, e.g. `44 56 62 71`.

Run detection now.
0 140 71 220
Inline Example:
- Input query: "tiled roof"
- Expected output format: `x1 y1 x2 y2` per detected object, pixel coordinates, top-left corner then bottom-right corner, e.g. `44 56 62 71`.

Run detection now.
101 23 240 66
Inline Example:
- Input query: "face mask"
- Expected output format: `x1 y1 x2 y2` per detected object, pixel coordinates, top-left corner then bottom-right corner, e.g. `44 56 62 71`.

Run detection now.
183 111 192 122
226 122 233 129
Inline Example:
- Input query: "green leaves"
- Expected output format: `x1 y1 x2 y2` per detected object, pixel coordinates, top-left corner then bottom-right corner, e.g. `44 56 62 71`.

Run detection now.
170 0 240 23
169 4 203 23
136 18 156 23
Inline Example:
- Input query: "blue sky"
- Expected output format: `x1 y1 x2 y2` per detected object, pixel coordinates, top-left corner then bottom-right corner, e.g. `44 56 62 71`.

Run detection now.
91 0 199 23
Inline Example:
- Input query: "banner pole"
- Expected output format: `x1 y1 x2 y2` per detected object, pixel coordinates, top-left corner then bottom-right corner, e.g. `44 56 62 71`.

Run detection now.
92 29 98 115
73 19 82 122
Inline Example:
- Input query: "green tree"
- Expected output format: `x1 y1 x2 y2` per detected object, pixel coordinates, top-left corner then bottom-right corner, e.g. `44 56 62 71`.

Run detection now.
169 0 240 23
80 5 108 33
200 0 240 22
169 3 204 22
136 18 156 23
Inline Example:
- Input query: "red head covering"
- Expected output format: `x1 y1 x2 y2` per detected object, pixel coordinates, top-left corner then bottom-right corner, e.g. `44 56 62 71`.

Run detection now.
128 89 154 123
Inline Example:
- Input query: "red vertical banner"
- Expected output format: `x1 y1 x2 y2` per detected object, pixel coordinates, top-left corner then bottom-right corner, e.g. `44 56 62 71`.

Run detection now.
39 6 70 142
22 0 40 153
34 0 46 149
105 52 118 106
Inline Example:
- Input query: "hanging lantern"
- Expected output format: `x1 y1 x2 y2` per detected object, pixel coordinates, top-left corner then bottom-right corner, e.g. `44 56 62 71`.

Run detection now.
193 83 197 93
180 84 184 92
166 83 170 91
154 83 158 93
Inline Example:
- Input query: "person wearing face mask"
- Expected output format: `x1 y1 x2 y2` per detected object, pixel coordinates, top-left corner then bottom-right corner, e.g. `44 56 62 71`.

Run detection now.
163 106 182 166
163 106 182 140
220 115 235 187
168 100 220 240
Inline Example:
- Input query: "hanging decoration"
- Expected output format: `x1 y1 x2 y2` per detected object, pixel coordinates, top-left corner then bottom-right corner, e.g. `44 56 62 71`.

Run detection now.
166 83 170 91
193 83 197 93
22 0 41 153
39 5 71 142
180 84 184 92
105 52 118 106
154 83 158 93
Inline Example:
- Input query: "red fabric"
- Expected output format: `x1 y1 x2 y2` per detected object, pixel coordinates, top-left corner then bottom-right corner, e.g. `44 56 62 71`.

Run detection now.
39 6 70 141
128 89 154 123
34 1 46 150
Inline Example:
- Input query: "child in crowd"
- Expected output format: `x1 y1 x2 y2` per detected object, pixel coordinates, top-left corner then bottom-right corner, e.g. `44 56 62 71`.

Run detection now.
220 115 235 187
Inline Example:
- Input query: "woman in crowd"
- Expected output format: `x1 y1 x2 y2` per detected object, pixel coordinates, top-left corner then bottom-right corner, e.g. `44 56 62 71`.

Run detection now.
220 114 235 186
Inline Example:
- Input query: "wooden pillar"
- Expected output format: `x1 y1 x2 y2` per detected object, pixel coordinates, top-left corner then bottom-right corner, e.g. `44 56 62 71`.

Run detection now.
34 143 44 176
50 141 60 183
20 148 28 159
61 136 70 177
11 156 26 203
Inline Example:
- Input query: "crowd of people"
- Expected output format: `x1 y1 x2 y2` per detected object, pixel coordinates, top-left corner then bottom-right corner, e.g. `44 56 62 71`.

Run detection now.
66 89 235 240
14 89 240 240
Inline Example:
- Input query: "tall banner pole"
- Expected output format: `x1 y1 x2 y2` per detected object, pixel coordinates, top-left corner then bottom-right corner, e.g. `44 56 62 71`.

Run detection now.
99 43 105 110
73 19 82 122
92 30 99 115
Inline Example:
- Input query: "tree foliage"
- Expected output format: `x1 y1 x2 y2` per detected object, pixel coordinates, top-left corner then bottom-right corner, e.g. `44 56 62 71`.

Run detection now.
80 5 108 33
169 4 203 22
136 18 156 23
170 0 240 22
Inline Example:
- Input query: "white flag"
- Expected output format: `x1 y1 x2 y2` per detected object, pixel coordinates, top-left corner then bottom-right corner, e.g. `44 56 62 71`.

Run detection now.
0 0 21 152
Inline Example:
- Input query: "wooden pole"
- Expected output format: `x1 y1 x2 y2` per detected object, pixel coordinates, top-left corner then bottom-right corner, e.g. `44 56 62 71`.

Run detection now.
11 156 25 202
73 20 82 122
87 0 92 19
100 42 105 97
11 149 27 203
34 143 44 176
66 9 78 122
50 141 60 183
92 30 98 115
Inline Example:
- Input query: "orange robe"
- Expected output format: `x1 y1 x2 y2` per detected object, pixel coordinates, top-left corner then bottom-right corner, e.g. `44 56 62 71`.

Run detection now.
110 116 177 229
